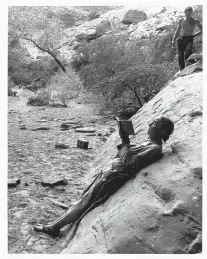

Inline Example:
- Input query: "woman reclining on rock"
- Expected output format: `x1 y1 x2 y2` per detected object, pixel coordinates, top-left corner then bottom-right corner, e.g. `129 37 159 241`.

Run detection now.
34 116 174 238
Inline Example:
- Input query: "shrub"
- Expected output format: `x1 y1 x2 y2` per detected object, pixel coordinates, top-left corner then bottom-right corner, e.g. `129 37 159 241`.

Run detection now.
71 53 89 72
27 90 50 106
47 68 83 107
98 64 170 111
8 38 60 87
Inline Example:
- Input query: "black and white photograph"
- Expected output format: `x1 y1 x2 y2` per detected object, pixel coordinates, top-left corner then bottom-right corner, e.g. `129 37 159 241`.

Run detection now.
6 0 203 255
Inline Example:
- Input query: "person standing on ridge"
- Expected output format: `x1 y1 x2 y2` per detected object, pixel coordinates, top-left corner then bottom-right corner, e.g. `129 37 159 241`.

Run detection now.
172 6 202 71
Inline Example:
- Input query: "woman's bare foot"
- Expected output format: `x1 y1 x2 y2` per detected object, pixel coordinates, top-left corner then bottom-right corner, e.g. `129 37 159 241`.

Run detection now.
34 224 60 238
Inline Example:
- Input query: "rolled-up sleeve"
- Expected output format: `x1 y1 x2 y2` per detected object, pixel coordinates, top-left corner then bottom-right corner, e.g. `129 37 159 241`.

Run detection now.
119 144 162 173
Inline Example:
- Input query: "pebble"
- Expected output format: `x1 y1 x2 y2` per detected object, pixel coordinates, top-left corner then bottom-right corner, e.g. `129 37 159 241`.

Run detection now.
41 177 68 187
21 223 30 236
31 127 51 131
8 178 21 188
38 120 47 123
20 125 26 130
13 210 23 218
75 127 96 133
26 236 38 246
55 143 70 149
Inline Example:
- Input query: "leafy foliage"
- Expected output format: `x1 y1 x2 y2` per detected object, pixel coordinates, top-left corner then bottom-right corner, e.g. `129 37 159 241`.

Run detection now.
47 68 83 107
71 30 178 113
27 90 50 106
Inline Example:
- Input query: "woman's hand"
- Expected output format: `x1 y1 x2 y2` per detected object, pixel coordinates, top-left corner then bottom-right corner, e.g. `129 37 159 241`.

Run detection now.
119 128 130 145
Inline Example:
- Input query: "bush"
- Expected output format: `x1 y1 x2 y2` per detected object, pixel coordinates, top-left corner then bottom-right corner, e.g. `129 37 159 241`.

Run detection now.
47 68 83 107
8 37 60 87
27 90 50 106
71 53 89 72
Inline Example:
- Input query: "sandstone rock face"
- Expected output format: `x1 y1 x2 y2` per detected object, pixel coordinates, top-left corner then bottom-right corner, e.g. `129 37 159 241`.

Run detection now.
75 19 111 41
62 72 202 254
129 7 183 40
121 9 147 24
173 60 202 80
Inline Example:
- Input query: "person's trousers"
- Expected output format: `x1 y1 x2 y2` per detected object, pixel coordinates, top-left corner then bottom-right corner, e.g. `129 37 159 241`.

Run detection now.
177 36 194 70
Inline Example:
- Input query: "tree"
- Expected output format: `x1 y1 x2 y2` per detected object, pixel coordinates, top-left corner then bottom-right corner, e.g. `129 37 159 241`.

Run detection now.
8 6 67 72
98 64 169 109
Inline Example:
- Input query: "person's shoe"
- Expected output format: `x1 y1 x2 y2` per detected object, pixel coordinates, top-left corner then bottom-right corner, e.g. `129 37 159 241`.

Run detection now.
34 224 60 238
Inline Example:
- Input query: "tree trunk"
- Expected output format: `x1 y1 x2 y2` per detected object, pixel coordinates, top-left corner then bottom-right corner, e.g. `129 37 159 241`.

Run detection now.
133 87 143 107
24 38 66 72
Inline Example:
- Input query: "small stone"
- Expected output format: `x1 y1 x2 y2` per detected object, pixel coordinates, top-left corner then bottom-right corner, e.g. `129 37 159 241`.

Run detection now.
31 127 51 131
37 120 47 123
192 167 202 180
20 125 26 130
60 123 70 129
189 110 202 118
77 140 89 150
60 128 69 131
55 143 70 149
21 223 30 236
86 133 96 136
26 236 38 246
192 196 199 201
41 177 68 187
75 127 96 133
13 210 23 218
8 178 21 188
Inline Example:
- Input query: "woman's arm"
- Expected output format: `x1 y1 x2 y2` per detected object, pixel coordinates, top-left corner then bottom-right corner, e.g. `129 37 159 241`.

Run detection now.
119 144 162 173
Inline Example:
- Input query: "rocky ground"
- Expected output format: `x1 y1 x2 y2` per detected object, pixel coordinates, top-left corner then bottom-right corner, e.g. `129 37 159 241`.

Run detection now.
8 91 116 254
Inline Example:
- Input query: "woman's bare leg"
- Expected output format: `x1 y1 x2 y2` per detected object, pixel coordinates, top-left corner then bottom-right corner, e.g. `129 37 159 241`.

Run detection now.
45 189 93 232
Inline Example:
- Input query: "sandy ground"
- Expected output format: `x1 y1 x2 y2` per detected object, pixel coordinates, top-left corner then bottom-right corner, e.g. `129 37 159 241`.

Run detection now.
8 92 116 254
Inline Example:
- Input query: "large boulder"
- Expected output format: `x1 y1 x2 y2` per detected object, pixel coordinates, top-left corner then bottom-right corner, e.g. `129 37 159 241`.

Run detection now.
75 19 111 41
62 72 202 254
186 53 202 66
129 7 183 40
121 9 147 24
173 60 202 80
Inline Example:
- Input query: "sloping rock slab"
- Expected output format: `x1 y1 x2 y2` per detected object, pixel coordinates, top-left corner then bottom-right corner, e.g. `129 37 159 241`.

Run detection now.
121 9 147 24
187 53 202 63
179 61 202 77
62 72 202 254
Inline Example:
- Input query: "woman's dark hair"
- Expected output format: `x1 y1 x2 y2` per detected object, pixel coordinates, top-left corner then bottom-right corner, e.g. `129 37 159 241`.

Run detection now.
150 116 174 142
185 6 193 13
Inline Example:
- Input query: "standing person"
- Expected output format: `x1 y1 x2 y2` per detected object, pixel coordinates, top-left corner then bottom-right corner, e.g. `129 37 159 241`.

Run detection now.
172 6 202 71
34 117 174 238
